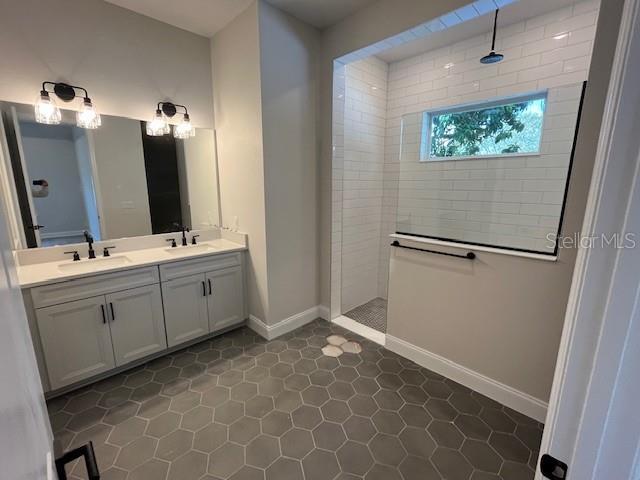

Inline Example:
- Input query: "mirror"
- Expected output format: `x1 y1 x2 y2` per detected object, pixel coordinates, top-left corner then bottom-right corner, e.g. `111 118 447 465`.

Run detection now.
0 102 220 248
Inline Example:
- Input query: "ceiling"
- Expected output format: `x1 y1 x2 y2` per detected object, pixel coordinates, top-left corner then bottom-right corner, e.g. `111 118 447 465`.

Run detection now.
265 0 376 29
104 0 377 37
105 0 253 37
376 0 579 63
104 0 580 50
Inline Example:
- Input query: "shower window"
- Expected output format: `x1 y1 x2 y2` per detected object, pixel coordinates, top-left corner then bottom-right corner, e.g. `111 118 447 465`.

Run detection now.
421 92 547 161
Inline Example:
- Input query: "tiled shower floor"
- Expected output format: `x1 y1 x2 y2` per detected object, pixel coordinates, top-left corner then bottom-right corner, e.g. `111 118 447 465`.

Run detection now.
48 319 542 480
345 298 387 333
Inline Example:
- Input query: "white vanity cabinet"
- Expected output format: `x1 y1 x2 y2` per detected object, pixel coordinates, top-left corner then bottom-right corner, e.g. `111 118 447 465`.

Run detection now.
24 250 246 393
161 253 244 347
206 267 245 331
162 273 210 346
105 285 166 365
36 296 116 389
32 267 167 390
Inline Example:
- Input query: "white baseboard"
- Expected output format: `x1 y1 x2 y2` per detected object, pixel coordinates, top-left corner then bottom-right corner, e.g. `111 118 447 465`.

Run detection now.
248 306 321 340
386 335 548 423
332 315 386 346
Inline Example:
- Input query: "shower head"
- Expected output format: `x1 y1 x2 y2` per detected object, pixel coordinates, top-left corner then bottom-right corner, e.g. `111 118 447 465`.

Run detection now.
480 51 504 64
481 9 504 64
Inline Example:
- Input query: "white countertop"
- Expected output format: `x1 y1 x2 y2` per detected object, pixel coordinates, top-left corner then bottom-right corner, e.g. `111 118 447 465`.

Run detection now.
17 239 246 288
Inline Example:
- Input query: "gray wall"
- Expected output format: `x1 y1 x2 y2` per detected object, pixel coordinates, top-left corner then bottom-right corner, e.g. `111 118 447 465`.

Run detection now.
0 0 214 127
211 2 269 323
259 1 320 324
212 1 320 326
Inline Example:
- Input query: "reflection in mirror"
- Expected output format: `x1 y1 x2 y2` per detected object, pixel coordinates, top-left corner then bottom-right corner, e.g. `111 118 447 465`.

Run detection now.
0 102 220 248
396 83 585 255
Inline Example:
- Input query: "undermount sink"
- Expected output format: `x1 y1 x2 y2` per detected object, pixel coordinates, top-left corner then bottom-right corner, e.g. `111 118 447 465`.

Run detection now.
164 244 215 255
57 255 132 274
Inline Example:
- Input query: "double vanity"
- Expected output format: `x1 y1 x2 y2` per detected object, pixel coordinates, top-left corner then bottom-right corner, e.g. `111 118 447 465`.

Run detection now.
17 229 247 395
1 97 245 398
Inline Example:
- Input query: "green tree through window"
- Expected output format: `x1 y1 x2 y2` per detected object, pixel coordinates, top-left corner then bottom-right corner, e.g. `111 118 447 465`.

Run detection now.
424 95 546 159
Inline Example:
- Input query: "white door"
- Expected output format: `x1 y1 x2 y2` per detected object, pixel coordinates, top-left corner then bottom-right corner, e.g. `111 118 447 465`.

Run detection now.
537 2 640 478
162 273 209 347
106 285 167 366
206 266 244 332
0 181 53 479
36 296 115 390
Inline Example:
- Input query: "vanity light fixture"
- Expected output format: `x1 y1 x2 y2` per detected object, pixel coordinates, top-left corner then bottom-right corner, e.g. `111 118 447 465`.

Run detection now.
146 102 195 139
77 97 102 129
34 90 61 125
35 82 101 128
146 107 170 136
174 113 195 139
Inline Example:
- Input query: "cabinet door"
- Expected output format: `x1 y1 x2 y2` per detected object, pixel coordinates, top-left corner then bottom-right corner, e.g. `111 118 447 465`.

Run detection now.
162 273 209 347
106 284 167 366
36 297 115 390
206 266 244 332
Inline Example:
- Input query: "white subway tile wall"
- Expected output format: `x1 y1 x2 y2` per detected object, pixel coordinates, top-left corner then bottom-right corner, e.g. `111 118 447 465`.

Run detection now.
396 83 582 252
385 0 598 253
341 57 389 312
331 62 346 319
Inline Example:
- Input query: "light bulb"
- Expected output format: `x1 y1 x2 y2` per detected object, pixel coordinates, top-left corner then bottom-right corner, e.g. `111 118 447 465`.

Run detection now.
146 109 170 136
174 113 195 139
34 91 61 125
76 98 101 129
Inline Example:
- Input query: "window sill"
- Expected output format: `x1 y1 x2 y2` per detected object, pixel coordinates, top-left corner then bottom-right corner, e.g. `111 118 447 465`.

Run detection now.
389 233 558 262
419 152 541 163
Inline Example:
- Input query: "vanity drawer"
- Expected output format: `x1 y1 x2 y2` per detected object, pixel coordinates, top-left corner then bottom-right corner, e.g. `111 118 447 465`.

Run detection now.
160 253 242 281
31 266 160 309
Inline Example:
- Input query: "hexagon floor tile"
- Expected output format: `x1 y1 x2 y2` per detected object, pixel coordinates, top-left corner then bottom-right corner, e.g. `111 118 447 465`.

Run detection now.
49 319 542 480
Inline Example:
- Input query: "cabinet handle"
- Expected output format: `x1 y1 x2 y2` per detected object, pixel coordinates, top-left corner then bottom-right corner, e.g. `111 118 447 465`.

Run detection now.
110 302 115 321
208 279 212 295
202 281 206 297
100 305 106 324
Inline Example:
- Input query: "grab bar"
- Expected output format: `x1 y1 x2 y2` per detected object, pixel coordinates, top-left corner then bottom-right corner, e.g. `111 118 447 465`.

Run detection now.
391 240 475 260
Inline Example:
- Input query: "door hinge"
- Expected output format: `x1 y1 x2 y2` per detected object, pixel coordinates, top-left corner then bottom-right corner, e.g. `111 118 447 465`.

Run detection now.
540 453 568 479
